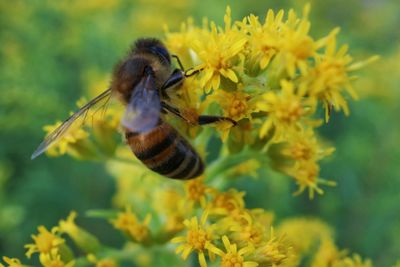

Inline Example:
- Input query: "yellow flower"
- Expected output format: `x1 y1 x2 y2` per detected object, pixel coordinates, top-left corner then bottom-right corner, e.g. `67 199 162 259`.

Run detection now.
185 178 210 207
281 127 335 162
258 80 312 141
192 7 247 91
287 160 336 199
39 248 75 267
277 5 315 77
207 89 260 122
25 226 64 258
0 257 26 267
303 31 379 117
208 188 245 215
244 5 322 77
252 229 294 266
244 10 284 71
206 236 258 267
305 41 354 115
230 212 265 246
171 211 217 267
217 208 251 230
111 206 151 243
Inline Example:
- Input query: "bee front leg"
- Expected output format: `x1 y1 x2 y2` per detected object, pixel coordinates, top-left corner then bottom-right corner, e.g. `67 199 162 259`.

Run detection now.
197 115 237 126
162 102 237 126
171 55 185 71
171 54 203 77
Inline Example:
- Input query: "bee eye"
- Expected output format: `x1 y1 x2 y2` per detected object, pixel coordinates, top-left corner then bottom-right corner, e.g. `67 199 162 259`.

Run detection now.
151 46 171 64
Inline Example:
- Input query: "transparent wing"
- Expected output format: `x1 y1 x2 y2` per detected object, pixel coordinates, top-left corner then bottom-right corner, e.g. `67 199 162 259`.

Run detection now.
31 88 113 159
121 73 161 133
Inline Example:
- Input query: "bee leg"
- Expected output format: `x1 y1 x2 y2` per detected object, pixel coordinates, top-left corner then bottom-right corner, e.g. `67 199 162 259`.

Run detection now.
198 115 237 126
171 55 185 70
161 101 185 119
171 54 203 77
184 68 203 77
162 102 237 126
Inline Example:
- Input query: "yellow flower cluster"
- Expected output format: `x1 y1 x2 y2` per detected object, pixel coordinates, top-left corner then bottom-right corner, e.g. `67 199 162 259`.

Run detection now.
1 182 381 267
38 4 377 198
170 181 293 267
164 5 378 197
1 211 115 267
22 224 74 267
107 178 373 267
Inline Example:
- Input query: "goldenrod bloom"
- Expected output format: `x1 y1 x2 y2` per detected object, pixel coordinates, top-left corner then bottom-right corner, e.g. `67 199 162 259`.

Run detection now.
287 160 336 199
303 33 379 117
39 248 75 267
206 236 258 267
171 211 217 267
208 90 257 122
277 5 315 77
25 226 64 258
185 178 210 207
230 212 265 246
111 206 151 243
192 7 247 91
244 10 284 71
208 188 245 215
281 128 335 162
252 229 294 266
258 80 312 141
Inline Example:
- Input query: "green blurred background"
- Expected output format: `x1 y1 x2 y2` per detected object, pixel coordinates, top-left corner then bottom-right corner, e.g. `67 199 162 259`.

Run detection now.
1 0 399 266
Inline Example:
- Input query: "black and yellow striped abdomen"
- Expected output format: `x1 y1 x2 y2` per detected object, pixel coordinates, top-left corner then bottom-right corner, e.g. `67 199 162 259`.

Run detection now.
125 122 204 179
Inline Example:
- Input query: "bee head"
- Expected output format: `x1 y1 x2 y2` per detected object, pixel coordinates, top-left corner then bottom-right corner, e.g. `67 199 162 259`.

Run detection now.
133 38 171 65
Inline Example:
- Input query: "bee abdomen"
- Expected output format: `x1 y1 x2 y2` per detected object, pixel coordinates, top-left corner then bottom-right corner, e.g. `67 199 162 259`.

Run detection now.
126 123 203 180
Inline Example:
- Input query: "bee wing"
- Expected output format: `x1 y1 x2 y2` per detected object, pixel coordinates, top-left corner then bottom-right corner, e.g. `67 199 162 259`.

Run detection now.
31 88 113 160
121 73 160 133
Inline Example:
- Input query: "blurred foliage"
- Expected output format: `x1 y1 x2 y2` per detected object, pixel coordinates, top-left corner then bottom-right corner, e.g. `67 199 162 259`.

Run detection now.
0 0 399 266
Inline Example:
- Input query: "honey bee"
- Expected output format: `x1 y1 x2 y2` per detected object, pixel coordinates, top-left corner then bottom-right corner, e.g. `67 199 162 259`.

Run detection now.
31 38 236 180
